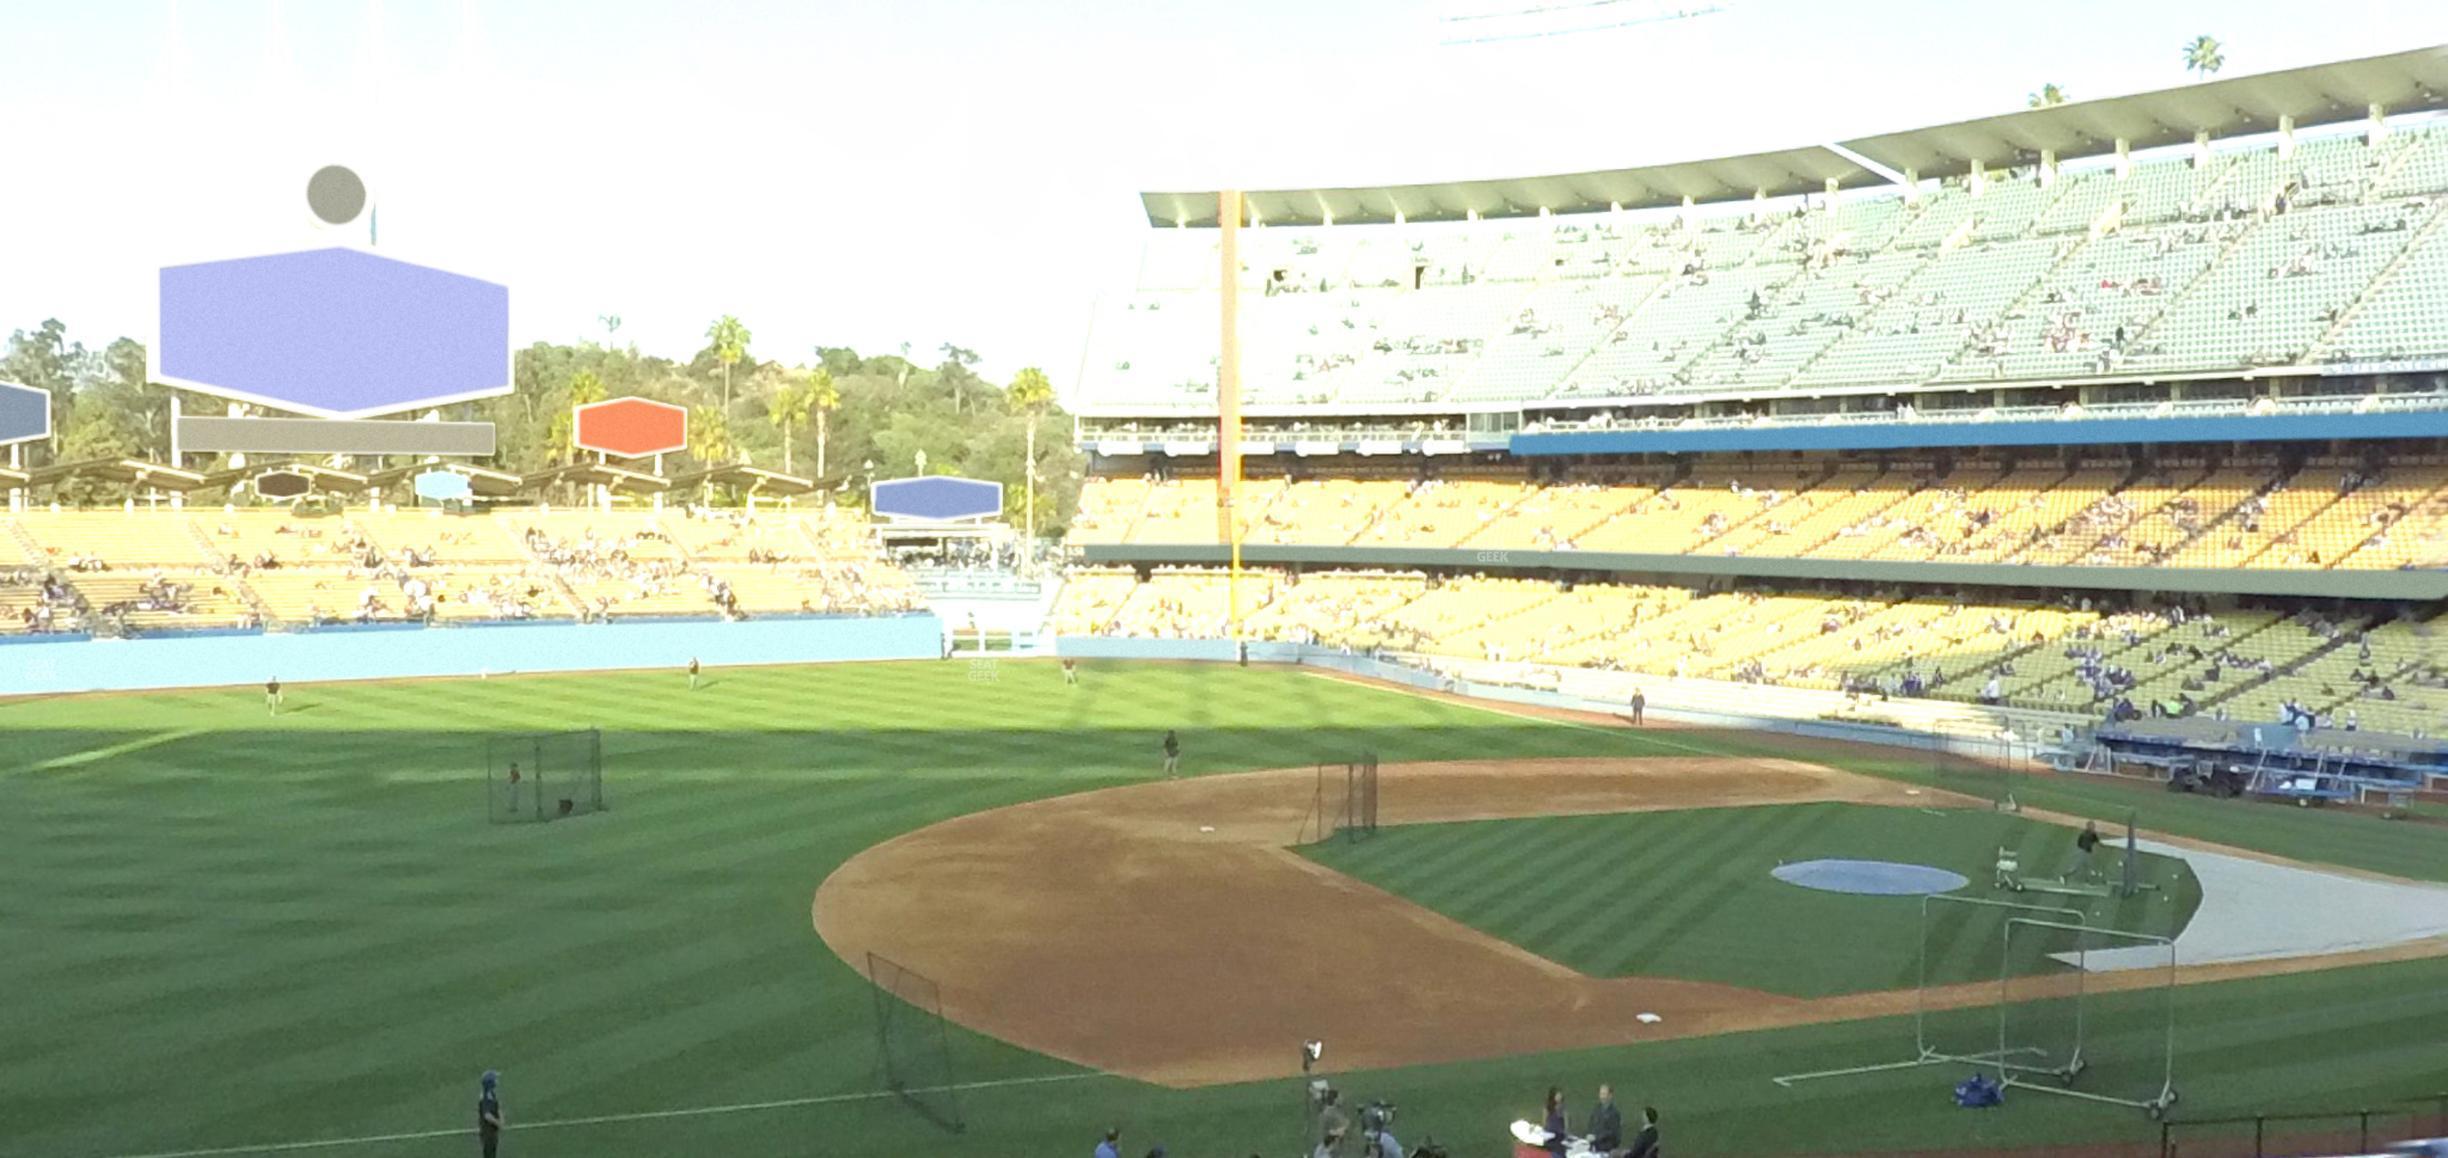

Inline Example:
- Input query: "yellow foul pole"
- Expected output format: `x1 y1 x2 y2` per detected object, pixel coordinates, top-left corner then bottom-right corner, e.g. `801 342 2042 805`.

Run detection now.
1218 190 1244 644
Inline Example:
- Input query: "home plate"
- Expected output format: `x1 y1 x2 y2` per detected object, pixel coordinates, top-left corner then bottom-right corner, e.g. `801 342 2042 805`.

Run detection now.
1635 1012 1661 1024
1199 825 1215 833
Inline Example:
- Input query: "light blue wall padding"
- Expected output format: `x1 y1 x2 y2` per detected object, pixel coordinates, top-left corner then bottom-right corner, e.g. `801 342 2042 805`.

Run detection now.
1772 859 1971 896
0 614 943 696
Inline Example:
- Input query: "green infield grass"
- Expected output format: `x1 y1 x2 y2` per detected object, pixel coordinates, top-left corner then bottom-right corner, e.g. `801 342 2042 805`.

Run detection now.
1300 802 2202 996
2 659 2444 1158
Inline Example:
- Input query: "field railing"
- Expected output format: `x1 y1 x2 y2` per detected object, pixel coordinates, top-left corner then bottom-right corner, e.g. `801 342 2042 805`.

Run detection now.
2158 1093 2448 1158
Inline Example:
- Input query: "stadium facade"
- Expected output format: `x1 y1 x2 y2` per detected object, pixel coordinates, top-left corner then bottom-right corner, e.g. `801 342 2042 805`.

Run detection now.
1061 46 2448 797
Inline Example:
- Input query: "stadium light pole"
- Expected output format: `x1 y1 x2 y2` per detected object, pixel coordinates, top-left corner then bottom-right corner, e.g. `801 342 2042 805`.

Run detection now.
1218 189 1244 646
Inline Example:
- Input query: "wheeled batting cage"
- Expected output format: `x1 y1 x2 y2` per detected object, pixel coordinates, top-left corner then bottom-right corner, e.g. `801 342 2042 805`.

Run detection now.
1776 896 2178 1118
485 729 605 824
867 951 965 1133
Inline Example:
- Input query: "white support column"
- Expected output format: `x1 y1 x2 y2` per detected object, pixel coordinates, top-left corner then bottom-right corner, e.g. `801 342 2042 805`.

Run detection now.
2369 102 2389 146
9 443 20 512
1824 177 1839 199
1751 187 1766 223
2039 149 2058 188
169 393 182 468
2277 114 2297 160
1679 195 1694 227
2192 130 2211 168
1903 168 1920 204
1968 161 1988 197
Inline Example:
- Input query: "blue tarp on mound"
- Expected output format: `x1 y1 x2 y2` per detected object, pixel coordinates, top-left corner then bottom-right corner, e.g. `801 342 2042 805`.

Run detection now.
1772 859 1969 896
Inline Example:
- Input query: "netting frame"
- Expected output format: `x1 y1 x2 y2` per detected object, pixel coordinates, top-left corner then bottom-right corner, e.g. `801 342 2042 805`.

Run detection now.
1772 893 2084 1090
1998 917 2178 1118
1934 735 2023 814
1296 752 1381 845
484 728 605 824
1346 751 1379 842
866 951 967 1134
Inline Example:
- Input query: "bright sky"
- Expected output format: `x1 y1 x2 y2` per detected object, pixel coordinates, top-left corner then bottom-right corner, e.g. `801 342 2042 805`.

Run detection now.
3 1 2444 391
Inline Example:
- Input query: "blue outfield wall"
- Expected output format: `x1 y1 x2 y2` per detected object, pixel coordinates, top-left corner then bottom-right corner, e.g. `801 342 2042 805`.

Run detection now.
0 614 944 697
1508 407 2448 456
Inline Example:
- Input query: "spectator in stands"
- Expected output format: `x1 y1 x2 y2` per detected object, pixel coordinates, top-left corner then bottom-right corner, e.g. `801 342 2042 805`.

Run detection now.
1541 1087 1568 1157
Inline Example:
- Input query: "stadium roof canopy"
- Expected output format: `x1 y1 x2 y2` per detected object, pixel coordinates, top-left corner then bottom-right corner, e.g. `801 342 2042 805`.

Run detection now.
668 464 817 495
27 458 209 490
1144 44 2448 227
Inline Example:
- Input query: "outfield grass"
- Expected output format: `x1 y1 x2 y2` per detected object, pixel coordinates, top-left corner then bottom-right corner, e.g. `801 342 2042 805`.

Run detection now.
1301 802 2201 996
2 659 2444 1158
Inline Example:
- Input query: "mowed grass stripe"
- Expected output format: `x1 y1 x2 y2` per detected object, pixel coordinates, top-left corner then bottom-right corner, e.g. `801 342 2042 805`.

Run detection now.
0 771 917 995
1307 802 2198 995
1590 804 1845 977
1538 808 1791 967
0 777 900 1071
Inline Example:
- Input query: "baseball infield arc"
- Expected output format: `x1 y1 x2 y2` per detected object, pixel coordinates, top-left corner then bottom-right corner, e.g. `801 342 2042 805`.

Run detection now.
818 757 1959 1087
815 755 2448 1088
816 752 2448 1088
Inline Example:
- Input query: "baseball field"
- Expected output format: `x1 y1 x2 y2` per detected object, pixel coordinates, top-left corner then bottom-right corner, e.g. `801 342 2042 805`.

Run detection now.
5 658 2447 1158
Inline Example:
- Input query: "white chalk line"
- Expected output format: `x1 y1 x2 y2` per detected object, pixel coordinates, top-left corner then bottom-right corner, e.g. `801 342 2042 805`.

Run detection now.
84 1071 1106 1158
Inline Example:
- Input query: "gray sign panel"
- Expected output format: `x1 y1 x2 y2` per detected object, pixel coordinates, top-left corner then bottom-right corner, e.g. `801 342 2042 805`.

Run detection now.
176 416 496 456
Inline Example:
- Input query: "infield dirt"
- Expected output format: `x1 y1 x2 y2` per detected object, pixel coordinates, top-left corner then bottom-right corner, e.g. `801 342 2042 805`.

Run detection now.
819 757 1967 1086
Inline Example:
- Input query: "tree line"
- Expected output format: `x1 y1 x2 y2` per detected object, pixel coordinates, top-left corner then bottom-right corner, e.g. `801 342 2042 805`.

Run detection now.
2 316 1084 532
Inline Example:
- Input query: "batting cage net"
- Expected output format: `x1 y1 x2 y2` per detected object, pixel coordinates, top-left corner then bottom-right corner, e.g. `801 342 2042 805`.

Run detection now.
868 951 965 1133
485 729 605 824
1933 737 2022 813
1295 752 1381 845
1915 894 2089 1072
1348 751 1379 841
1997 918 2176 1117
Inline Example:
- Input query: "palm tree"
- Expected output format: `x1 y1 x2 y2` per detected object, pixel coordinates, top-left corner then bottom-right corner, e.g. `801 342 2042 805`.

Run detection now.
1007 366 1055 553
765 371 814 476
806 367 841 479
2183 35 2224 81
569 369 607 407
688 404 734 504
2028 83 2069 108
564 369 607 461
545 371 609 466
706 314 751 414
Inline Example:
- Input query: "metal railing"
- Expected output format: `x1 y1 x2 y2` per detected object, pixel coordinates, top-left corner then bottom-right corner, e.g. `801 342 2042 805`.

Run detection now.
2159 1094 2448 1158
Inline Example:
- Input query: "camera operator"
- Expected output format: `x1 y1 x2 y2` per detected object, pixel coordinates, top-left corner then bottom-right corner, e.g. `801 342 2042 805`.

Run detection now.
1360 1101 1402 1158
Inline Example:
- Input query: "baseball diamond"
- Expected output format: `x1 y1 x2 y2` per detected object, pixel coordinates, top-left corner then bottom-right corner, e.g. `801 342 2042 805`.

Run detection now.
16 10 2448 1158
7 660 2448 1158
